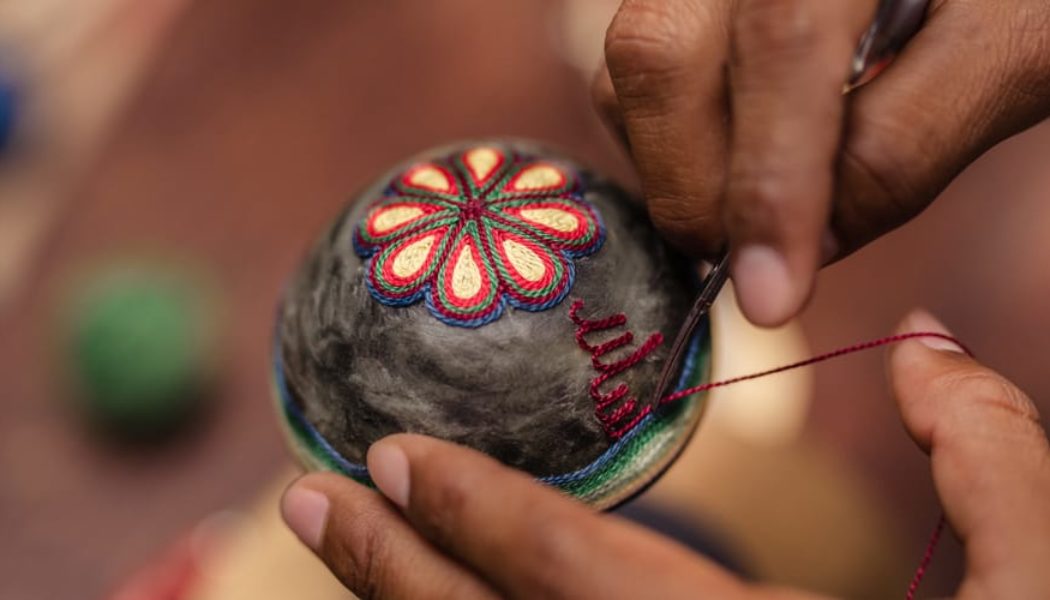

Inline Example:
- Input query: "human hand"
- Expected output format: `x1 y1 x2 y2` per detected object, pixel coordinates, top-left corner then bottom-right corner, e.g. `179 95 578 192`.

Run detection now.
280 310 1050 598
592 0 1050 326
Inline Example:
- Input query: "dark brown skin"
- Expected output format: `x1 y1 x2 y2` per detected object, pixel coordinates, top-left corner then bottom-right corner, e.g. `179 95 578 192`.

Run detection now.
593 0 1050 326
282 311 1050 599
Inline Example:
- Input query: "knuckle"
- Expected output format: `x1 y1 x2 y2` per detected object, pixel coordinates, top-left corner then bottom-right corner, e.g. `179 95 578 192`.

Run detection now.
604 1 705 97
1001 6 1050 107
421 469 475 547
839 143 916 228
1004 4 1050 65
725 168 795 234
939 369 1042 425
838 110 934 233
331 512 396 599
605 3 678 71
647 194 723 255
735 0 821 60
517 511 595 598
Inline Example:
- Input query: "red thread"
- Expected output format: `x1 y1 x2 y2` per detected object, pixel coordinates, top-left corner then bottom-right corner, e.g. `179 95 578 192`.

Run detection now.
591 331 634 361
655 330 968 599
570 299 664 439
570 299 965 596
569 300 626 341
660 331 971 404
907 516 945 600
590 373 628 409
570 302 967 596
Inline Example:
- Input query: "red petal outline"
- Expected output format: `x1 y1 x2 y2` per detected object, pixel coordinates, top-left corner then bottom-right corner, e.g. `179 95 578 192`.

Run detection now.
400 163 458 195
377 226 447 289
462 147 505 189
364 201 447 241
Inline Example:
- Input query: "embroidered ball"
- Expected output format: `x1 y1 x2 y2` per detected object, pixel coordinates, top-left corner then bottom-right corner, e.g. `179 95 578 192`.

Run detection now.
275 140 712 508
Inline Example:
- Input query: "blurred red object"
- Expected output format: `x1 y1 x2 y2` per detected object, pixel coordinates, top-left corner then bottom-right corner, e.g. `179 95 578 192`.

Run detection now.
106 518 224 600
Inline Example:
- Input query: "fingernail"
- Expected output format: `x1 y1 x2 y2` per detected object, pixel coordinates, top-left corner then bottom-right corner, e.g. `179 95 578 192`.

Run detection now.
281 485 329 552
732 245 796 326
368 441 410 508
904 309 965 354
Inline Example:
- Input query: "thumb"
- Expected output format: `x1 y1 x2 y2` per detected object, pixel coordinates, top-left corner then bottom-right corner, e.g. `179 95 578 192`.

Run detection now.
888 309 1050 597
280 471 498 599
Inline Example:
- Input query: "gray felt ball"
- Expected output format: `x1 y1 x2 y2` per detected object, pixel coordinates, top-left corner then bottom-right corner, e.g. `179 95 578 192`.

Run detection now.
276 140 707 494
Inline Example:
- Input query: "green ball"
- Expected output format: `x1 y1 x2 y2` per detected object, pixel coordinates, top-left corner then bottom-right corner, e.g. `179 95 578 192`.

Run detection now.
65 266 215 438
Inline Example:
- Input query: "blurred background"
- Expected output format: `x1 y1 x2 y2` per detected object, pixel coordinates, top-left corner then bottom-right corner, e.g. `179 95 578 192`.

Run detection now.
1 1 1048 598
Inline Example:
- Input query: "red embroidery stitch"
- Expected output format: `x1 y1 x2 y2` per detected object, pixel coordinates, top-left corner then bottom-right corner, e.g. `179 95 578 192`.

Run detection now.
569 300 664 439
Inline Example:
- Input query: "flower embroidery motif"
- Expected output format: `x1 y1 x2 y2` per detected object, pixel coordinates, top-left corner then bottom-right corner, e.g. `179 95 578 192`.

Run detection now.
353 147 605 327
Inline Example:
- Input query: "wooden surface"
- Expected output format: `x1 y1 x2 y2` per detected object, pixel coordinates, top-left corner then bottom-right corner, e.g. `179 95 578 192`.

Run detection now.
2 1 1049 598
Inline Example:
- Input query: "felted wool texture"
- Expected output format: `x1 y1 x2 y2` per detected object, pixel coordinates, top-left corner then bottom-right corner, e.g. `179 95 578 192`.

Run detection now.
273 330 709 510
277 140 699 478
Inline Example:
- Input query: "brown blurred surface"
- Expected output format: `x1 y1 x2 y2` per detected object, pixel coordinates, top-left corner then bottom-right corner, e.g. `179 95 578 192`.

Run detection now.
0 1 617 598
2 0 1049 598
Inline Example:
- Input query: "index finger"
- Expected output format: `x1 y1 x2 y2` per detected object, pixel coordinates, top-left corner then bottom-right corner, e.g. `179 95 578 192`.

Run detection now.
602 0 732 256
367 434 747 599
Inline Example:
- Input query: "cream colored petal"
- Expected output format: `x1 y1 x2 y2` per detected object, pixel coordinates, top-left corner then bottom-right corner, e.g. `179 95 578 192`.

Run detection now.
451 245 482 299
465 147 500 182
371 205 425 233
407 165 453 192
390 234 436 278
518 207 579 232
503 239 545 282
511 164 564 190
